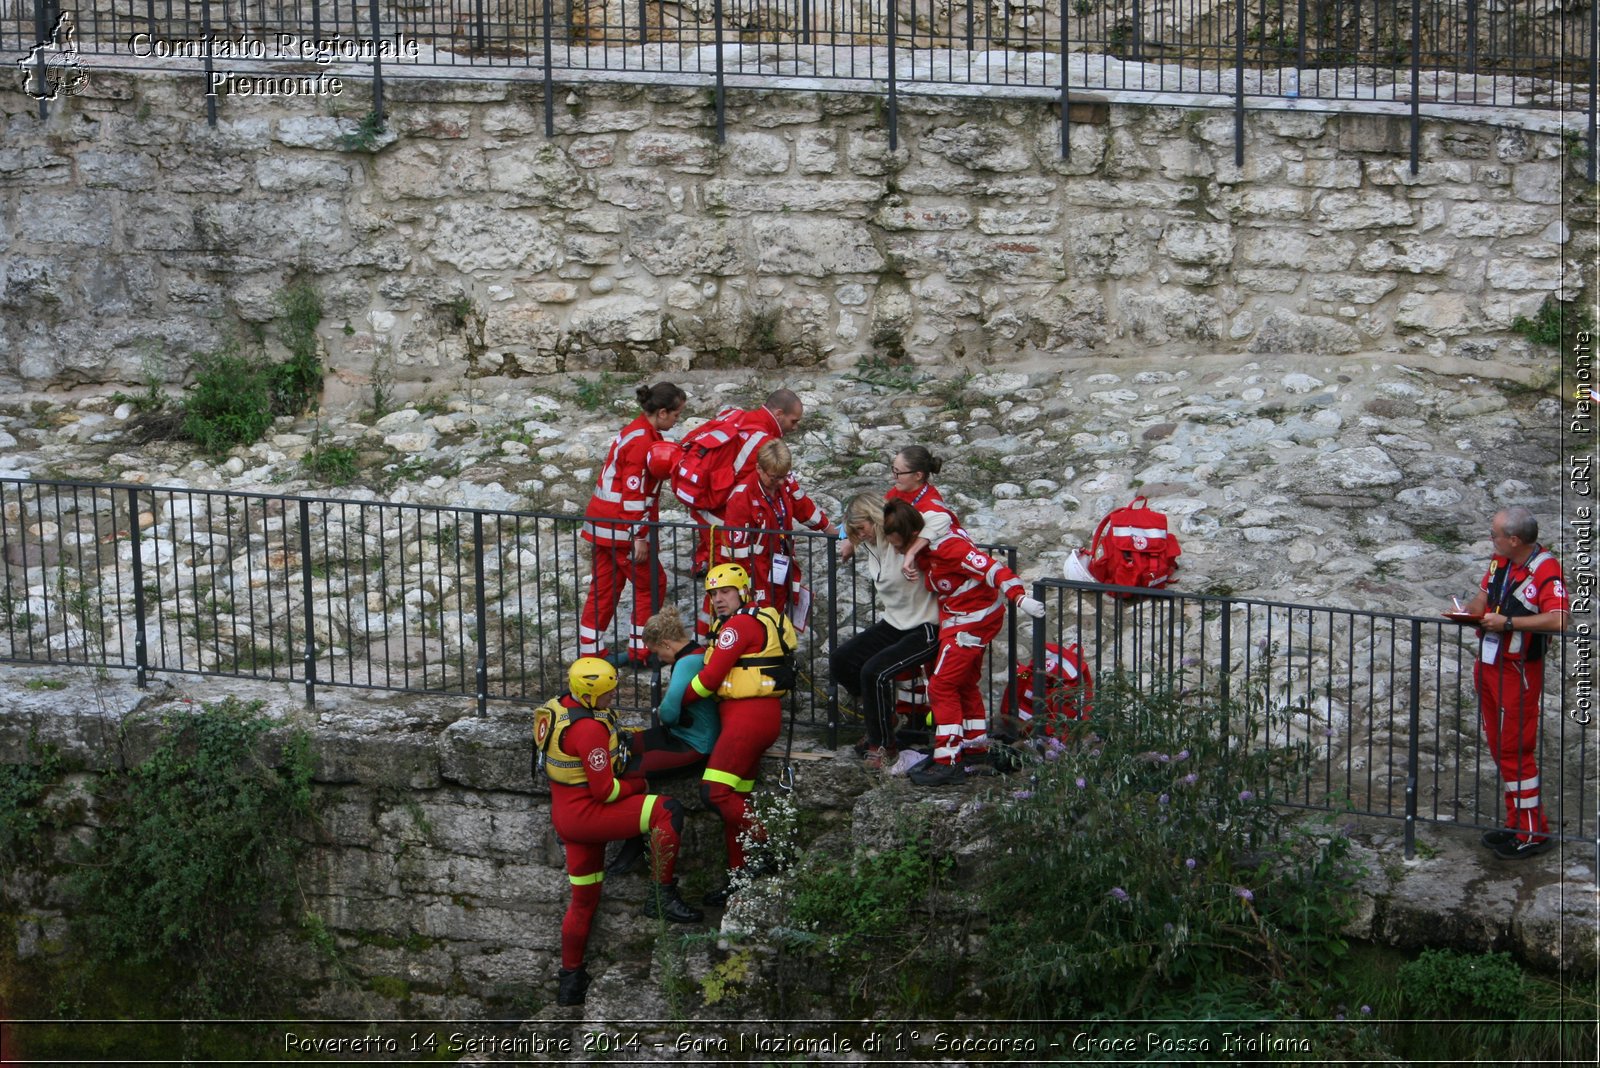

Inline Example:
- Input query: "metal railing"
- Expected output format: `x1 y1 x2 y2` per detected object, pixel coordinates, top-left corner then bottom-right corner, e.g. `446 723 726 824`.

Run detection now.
5 0 1596 175
2 475 1591 855
0 476 1022 748
1030 577 1594 855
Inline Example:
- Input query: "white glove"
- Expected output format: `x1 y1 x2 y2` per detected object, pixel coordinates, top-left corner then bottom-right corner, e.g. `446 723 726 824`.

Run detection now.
1017 596 1046 619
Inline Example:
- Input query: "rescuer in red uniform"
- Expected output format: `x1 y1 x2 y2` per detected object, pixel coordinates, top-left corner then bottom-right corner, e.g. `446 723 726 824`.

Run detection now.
579 382 686 665
883 500 1045 787
537 656 702 1007
1457 506 1569 859
687 563 797 905
716 439 838 615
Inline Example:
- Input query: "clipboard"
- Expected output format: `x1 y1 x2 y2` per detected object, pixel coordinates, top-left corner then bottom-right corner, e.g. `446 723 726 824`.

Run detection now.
788 583 812 633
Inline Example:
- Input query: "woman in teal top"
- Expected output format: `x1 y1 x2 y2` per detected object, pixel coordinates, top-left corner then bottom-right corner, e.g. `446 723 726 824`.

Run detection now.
608 608 720 876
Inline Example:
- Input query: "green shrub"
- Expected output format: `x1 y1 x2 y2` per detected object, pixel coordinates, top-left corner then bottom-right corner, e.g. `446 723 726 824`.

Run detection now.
66 697 315 1014
179 350 276 456
0 732 64 866
302 444 359 485
974 678 1356 1019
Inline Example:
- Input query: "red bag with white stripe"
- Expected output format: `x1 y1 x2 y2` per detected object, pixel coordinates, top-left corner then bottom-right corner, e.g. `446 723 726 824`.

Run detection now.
1085 495 1180 597
998 642 1093 738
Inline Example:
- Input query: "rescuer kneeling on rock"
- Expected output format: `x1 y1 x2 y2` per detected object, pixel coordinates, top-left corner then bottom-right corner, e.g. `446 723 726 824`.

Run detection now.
536 657 702 1007
690 563 797 906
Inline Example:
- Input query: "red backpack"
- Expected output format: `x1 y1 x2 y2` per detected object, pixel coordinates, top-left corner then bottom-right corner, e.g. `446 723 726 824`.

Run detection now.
671 406 755 514
999 642 1093 738
1086 496 1180 597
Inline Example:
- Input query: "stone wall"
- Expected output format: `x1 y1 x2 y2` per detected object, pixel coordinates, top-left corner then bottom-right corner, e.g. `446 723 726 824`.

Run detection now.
0 69 1591 390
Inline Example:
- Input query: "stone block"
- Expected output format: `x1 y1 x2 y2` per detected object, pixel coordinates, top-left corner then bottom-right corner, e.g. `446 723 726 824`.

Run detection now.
485 144 584 208
703 179 883 216
17 191 114 247
1116 292 1224 344
0 146 70 187
625 131 718 173
976 207 1059 235
1246 309 1361 354
1235 270 1302 293
1357 239 1454 274
921 122 1033 172
1028 286 1107 350
1486 258 1565 293
628 215 746 276
1339 114 1407 154
1446 203 1551 238
753 218 884 276
594 171 669 211
873 203 973 232
1394 292 1477 336
1160 221 1234 267
439 716 533 792
1065 213 1151 280
78 151 158 191
374 142 488 200
1511 162 1565 205
1309 276 1397 304
1284 159 1361 188
255 157 355 192
1238 230 1356 272
728 132 789 175
1313 445 1402 488
1220 187 1315 219
567 296 663 344
428 203 558 274
795 129 838 174
1364 160 1475 187
1316 192 1416 230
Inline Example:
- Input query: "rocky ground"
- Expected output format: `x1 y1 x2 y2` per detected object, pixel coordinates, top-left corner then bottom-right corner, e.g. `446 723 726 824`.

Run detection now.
0 349 1570 616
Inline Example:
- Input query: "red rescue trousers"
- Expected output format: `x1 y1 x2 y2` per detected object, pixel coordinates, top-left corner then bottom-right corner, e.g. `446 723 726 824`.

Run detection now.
699 697 781 873
927 615 1003 765
1474 657 1550 840
580 542 665 663
550 784 680 969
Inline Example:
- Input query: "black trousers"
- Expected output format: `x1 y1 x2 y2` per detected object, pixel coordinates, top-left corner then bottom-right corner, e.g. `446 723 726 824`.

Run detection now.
831 620 939 747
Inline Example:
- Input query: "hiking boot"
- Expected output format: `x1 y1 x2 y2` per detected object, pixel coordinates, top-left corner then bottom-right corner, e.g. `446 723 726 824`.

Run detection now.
1492 835 1552 860
606 835 648 877
1480 828 1518 848
908 760 967 787
863 746 895 771
702 883 734 908
556 966 590 1006
644 882 704 924
851 734 872 758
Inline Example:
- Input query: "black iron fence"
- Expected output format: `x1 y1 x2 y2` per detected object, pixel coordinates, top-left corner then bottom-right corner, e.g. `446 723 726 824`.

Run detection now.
6 0 1596 174
1031 577 1593 854
2 475 1590 856
0 476 1019 746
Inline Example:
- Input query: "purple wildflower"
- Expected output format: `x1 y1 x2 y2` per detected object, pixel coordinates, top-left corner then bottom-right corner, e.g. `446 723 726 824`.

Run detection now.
1088 748 1101 758
1012 789 1034 800
1109 887 1129 901
1238 789 1255 802
1181 773 1198 786
1360 1005 1372 1016
1234 887 1254 902
1075 777 1087 789
1158 793 1170 805
1185 857 1197 870
1176 749 1190 761
1157 752 1171 763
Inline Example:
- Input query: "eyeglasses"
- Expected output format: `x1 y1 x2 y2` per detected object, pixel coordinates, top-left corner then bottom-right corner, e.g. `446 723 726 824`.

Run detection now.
890 468 916 477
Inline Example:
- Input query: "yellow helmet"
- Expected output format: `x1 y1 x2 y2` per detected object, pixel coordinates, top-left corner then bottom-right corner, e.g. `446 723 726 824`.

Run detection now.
568 656 618 709
704 563 751 596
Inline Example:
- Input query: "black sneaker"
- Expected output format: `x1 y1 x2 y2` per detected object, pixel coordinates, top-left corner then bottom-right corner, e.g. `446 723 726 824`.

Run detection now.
1480 828 1518 848
702 883 734 908
908 760 966 787
1493 835 1552 860
556 966 590 1006
644 882 704 924
607 835 648 877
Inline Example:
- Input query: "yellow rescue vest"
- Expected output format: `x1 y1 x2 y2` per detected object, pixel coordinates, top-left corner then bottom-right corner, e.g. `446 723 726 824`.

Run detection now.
534 697 627 787
708 605 797 700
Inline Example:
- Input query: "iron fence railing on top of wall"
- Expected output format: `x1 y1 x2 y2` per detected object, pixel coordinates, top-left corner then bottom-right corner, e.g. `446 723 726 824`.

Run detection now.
0 476 1022 749
1 475 1590 858
1030 577 1593 857
6 1 1596 175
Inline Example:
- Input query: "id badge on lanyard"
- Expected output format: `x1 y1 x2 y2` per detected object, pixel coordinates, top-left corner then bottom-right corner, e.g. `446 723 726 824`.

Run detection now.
771 553 791 586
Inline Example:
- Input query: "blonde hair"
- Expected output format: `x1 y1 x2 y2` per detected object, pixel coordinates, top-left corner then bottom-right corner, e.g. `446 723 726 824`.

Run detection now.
756 439 792 477
641 607 690 648
844 493 886 546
